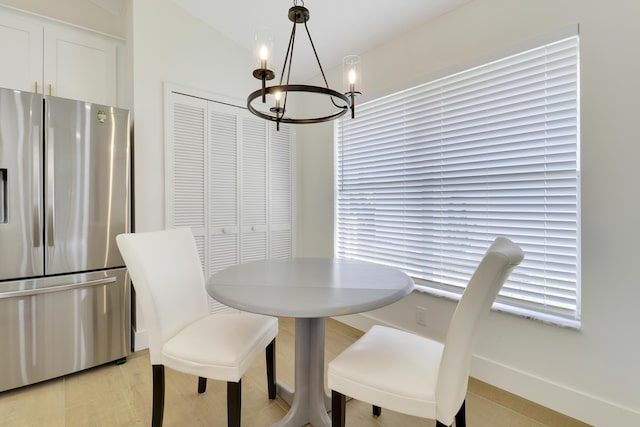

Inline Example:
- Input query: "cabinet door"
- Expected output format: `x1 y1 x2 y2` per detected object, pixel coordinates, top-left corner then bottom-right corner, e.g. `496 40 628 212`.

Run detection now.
240 116 268 263
0 12 42 92
44 26 117 105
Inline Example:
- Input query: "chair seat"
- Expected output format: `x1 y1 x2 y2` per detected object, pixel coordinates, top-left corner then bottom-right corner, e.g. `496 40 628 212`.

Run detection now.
162 312 278 382
328 325 443 419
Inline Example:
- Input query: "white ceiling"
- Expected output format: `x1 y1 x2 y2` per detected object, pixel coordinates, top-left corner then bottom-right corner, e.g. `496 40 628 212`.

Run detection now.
172 0 472 81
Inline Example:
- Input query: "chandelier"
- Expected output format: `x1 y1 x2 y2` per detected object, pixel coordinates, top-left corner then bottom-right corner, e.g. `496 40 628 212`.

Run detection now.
247 0 361 130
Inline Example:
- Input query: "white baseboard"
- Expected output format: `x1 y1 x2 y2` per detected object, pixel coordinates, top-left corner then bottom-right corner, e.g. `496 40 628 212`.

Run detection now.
332 313 640 427
472 355 640 426
133 328 148 352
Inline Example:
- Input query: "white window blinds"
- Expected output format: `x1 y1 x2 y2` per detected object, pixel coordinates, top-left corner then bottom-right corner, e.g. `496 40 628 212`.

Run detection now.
336 35 580 327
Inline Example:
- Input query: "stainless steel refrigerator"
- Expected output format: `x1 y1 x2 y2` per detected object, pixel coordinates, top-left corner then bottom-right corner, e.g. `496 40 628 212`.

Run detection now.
0 87 131 392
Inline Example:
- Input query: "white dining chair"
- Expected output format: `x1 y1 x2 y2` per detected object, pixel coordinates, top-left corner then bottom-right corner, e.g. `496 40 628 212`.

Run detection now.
328 237 524 427
116 228 278 427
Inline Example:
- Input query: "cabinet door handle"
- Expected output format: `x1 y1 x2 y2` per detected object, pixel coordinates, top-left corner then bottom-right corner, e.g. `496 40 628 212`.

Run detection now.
48 84 52 96
34 81 38 94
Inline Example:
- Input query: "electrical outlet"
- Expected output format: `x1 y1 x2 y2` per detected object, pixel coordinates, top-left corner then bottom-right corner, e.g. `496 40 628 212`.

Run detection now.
415 306 427 326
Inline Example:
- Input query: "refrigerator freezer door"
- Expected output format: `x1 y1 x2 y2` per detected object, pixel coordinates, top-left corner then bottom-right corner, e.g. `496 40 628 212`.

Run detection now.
0 269 131 392
44 96 130 275
0 88 44 280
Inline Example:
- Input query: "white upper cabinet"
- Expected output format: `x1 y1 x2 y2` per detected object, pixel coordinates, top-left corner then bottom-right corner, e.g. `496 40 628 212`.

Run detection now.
44 26 117 105
0 13 42 93
0 7 119 106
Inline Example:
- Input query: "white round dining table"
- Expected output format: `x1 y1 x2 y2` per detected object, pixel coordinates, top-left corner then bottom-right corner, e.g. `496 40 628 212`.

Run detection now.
206 257 414 427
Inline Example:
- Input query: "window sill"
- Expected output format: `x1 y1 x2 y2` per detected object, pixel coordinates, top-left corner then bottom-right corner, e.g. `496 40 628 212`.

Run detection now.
412 281 581 330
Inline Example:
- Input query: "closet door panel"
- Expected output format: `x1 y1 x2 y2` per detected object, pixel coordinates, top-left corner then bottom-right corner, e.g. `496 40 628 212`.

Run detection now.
166 90 295 315
167 94 206 232
166 92 217 309
240 116 267 262
269 123 293 259
208 105 239 313
210 110 238 233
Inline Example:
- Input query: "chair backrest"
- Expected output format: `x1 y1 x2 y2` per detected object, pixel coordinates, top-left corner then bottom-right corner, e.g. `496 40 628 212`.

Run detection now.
435 237 524 424
116 228 209 364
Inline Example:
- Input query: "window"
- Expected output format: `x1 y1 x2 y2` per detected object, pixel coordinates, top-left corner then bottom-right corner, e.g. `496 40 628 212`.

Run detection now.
335 35 580 327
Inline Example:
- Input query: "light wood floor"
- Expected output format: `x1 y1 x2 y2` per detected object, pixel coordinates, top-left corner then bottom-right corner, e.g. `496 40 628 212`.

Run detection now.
0 317 590 427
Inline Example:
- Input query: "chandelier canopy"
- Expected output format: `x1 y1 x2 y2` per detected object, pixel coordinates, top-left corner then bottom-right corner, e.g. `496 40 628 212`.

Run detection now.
247 0 361 129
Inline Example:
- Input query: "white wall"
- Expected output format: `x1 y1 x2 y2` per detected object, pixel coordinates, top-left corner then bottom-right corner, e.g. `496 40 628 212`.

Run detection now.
131 0 256 233
297 0 640 425
129 0 259 347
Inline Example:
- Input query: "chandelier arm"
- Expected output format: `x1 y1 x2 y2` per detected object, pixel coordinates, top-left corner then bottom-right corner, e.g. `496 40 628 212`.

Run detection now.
280 22 296 86
303 20 330 89
281 20 299 119
303 20 345 111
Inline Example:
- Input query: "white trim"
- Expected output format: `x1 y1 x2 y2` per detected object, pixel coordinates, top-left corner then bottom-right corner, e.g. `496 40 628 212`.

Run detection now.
0 4 125 40
133 328 148 352
164 82 245 110
411 284 582 330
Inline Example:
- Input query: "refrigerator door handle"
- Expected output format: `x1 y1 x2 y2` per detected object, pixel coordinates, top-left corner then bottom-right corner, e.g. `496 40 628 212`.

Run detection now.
0 277 117 299
0 168 6 224
46 127 55 247
33 126 41 247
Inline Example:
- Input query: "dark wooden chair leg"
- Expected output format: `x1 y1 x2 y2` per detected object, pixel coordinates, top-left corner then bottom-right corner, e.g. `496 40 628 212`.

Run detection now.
198 376 207 394
331 390 346 427
266 339 276 399
227 380 241 427
372 405 381 416
455 400 466 427
151 365 165 427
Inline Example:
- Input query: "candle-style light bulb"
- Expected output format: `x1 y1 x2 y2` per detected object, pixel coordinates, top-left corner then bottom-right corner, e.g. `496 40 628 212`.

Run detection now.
260 45 268 69
348 69 357 92
275 91 282 109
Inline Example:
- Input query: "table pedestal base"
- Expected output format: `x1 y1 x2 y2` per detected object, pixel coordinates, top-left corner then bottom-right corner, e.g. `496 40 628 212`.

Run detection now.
272 318 331 427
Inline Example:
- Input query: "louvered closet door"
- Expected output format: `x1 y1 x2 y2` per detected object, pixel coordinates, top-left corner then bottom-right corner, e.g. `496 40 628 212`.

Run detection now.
240 116 268 262
167 93 207 272
269 123 293 259
208 103 239 313
167 90 295 315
